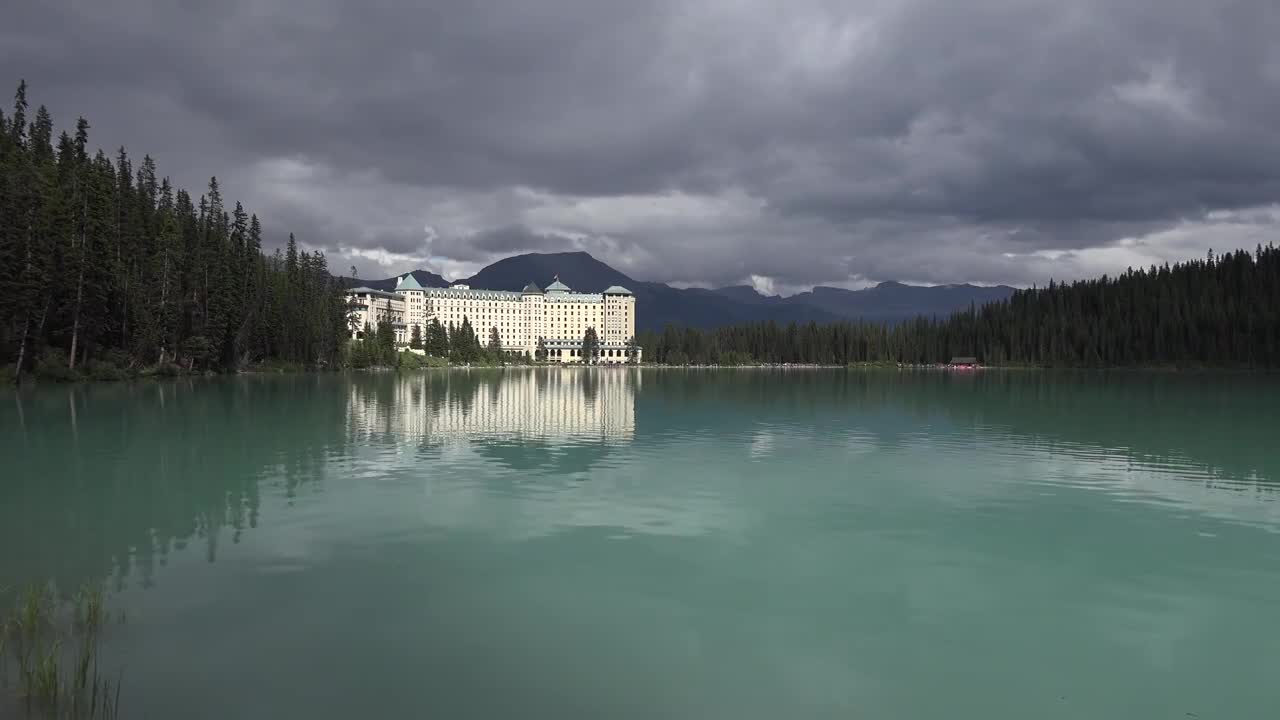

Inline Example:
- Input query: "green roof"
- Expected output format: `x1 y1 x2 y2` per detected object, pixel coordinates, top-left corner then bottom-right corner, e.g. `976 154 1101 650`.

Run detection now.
603 285 633 295
396 274 424 291
545 277 571 292
522 282 544 294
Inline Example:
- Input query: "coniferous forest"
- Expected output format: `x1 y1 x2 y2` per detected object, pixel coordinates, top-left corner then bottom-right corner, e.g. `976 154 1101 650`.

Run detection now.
637 245 1280 367
4 81 1280 380
0 82 349 382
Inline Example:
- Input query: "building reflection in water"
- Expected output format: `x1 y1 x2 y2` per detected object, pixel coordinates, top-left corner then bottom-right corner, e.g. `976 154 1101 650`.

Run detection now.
345 368 638 444
6 369 1279 594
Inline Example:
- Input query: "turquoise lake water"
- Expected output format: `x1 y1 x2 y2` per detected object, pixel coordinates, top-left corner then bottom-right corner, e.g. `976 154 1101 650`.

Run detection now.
3 369 1279 718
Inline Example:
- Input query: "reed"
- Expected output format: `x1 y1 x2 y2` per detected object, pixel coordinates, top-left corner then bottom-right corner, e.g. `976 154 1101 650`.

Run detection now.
0 585 7 688
1 582 123 719
71 588 105 636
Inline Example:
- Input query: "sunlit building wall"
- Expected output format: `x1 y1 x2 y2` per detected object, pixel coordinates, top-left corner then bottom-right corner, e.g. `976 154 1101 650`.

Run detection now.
345 275 639 363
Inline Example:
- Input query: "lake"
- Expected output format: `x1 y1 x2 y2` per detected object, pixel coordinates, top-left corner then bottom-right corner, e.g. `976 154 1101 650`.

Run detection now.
3 369 1280 719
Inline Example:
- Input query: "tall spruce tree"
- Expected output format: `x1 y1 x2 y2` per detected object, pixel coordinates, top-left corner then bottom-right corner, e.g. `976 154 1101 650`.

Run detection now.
581 326 599 364
425 318 448 357
1 81 351 381
458 317 478 361
377 321 397 364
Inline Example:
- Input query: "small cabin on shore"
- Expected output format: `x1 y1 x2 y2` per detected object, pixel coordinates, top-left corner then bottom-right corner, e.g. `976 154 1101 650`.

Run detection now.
949 356 979 368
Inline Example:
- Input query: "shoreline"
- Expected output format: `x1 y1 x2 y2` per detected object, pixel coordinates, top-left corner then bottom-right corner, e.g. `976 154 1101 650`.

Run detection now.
7 361 1278 387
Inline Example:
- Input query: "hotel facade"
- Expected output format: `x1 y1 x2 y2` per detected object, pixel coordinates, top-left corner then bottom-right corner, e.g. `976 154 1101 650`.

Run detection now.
346 275 639 363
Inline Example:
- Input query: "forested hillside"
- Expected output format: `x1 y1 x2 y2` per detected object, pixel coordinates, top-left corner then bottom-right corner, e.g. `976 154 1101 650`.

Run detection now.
639 246 1280 368
5 80 1277 379
0 82 348 382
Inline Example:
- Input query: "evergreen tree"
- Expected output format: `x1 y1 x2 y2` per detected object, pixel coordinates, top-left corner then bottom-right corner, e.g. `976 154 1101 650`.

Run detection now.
535 336 548 362
451 316 480 363
632 246 1280 369
488 325 501 353
0 82 351 381
375 320 396 365
425 318 448 357
581 326 600 364
410 323 422 349
5 81 1280 380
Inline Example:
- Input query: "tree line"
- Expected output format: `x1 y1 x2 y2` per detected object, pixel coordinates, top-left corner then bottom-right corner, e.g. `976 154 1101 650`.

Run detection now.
1 81 349 383
349 316 636 367
347 315 535 368
7 79 1277 378
637 245 1280 368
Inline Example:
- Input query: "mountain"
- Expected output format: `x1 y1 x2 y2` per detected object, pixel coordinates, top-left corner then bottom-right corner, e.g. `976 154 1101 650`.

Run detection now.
460 252 839 330
341 269 448 291
710 285 782 306
782 281 1016 322
463 252 632 292
707 281 1016 323
353 252 1015 331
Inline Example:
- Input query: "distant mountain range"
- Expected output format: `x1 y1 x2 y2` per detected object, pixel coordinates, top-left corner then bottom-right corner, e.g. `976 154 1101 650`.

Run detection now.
344 251 1015 331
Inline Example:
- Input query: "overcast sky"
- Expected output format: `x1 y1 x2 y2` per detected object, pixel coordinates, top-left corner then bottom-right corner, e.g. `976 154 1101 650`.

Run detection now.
5 0 1279 293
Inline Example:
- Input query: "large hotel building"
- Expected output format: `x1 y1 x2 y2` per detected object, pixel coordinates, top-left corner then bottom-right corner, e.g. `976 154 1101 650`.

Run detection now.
345 275 638 363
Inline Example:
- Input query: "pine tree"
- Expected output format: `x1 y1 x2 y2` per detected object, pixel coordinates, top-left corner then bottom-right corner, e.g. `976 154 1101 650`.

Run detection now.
375 320 396 365
8 80 26 146
535 336 548 362
451 316 480 363
6 82 1280 380
149 188 181 364
581 326 599 364
425 318 448 357
65 148 113 370
626 246 1280 369
410 323 423 349
0 82 353 380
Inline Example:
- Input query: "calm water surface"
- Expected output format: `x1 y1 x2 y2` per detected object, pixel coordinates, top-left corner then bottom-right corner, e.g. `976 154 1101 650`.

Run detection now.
3 369 1280 719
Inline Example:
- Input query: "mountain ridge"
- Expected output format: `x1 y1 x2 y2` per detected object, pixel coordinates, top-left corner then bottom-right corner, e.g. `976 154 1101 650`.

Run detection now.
343 251 1015 330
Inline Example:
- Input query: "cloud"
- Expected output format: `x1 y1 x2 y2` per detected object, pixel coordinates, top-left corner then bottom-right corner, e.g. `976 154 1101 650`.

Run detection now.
5 0 1280 288
430 226 582 263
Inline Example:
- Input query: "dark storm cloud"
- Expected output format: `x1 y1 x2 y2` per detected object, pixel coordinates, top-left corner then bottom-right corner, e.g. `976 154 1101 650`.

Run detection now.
4 0 1280 288
430 226 580 263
